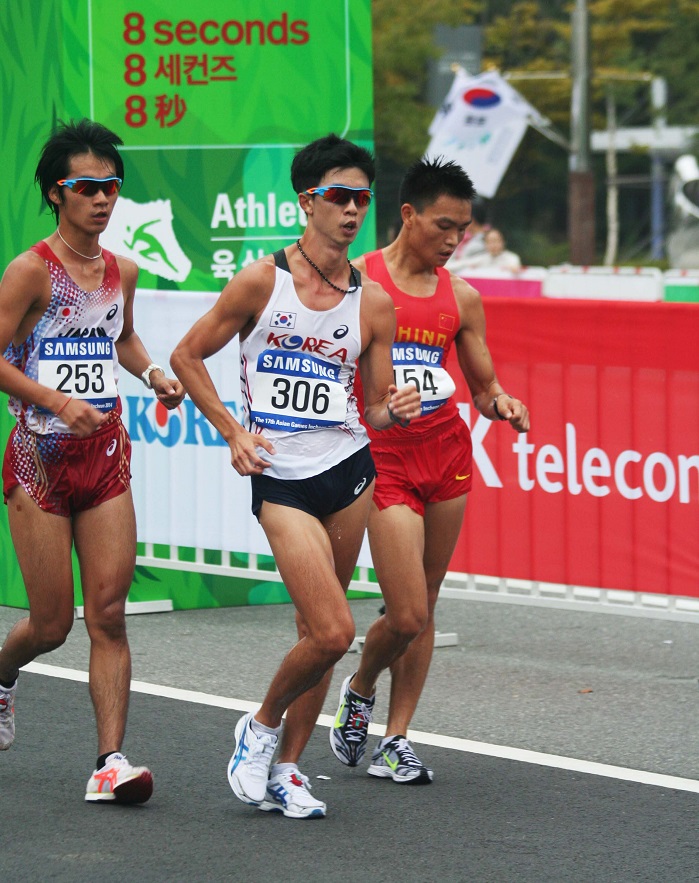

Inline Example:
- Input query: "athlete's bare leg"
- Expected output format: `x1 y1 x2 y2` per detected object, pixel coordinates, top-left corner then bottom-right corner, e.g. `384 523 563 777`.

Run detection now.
384 495 467 737
254 484 374 733
275 484 375 764
73 490 137 755
350 502 428 699
0 487 76 684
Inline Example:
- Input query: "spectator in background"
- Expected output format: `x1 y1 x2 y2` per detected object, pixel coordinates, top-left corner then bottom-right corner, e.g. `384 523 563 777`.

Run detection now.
445 199 489 273
461 227 522 273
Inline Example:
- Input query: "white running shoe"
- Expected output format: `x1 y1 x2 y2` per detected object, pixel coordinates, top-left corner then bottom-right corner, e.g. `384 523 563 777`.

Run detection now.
259 767 326 819
85 752 154 803
228 712 278 805
0 681 16 750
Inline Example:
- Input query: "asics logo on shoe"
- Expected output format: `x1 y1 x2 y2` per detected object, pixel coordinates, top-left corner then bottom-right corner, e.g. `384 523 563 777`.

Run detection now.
261 770 327 818
92 767 119 793
233 731 250 764
268 783 289 802
86 753 153 804
228 714 278 806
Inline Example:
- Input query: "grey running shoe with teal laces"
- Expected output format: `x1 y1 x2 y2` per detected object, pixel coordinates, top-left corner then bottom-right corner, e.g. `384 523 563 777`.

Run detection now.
368 735 434 784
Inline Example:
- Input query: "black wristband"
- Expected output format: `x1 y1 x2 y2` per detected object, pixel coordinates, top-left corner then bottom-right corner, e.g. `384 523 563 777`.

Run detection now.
387 403 410 428
493 395 508 420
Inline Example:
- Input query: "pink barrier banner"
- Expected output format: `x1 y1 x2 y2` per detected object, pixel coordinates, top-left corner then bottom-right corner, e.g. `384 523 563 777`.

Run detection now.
451 298 699 596
463 274 543 298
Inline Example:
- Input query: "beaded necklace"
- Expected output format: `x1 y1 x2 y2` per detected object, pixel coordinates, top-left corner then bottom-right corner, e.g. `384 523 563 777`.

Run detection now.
296 240 358 294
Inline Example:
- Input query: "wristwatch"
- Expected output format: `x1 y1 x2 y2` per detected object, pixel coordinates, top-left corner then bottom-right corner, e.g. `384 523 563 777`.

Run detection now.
141 363 164 389
493 394 509 420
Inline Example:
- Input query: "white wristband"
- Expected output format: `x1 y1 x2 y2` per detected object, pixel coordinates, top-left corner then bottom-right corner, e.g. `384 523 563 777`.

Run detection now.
141 363 164 389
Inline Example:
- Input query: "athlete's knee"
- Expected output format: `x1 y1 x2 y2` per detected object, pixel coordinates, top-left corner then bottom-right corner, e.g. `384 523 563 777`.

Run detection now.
84 597 128 642
29 617 73 654
384 604 428 643
313 619 355 663
294 610 310 640
327 625 357 661
425 580 443 611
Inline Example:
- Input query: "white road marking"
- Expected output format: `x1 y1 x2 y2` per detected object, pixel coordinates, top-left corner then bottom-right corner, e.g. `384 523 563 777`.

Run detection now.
24 660 699 795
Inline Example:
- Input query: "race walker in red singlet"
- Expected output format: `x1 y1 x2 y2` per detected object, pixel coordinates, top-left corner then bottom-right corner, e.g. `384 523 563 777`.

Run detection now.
2 241 131 516
359 248 473 514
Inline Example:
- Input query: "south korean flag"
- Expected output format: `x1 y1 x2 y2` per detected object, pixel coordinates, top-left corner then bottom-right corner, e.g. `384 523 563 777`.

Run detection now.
270 311 296 329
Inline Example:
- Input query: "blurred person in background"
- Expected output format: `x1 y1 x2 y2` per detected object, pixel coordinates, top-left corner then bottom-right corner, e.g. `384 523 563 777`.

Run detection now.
445 199 489 274
460 227 522 273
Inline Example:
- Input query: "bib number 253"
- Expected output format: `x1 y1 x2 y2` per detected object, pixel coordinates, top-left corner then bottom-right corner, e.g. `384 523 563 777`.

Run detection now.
56 362 106 395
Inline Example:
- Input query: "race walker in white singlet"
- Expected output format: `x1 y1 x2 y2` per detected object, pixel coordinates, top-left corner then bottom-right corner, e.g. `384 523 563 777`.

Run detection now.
239 249 369 481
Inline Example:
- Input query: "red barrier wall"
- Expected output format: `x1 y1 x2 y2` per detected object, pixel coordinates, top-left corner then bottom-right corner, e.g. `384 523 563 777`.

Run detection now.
451 298 699 596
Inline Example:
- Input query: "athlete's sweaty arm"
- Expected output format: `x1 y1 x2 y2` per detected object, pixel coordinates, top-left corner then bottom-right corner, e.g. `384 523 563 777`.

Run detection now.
113 257 184 410
171 261 277 475
358 277 422 430
452 277 529 432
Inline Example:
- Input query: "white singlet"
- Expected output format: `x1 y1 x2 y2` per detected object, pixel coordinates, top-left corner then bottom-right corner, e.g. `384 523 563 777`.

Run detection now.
239 251 369 480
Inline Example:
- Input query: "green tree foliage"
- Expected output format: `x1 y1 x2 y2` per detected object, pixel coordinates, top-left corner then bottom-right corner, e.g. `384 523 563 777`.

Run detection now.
652 0 699 125
372 0 699 262
372 0 481 165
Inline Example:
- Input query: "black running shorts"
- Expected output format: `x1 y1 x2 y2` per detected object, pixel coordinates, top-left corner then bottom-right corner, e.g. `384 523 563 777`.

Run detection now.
251 445 376 520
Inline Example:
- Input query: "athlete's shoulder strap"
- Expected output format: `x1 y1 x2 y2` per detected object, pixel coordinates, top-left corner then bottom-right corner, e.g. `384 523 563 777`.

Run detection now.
273 248 291 272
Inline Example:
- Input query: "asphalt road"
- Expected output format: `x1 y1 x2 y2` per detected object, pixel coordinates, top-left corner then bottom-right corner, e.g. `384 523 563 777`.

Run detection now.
1 597 698 882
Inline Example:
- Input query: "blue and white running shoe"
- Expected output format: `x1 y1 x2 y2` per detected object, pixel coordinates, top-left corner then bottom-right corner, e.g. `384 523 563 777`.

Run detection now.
259 767 326 819
227 712 278 805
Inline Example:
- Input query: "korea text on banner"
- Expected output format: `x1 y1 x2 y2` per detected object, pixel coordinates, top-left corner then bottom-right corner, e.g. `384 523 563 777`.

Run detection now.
426 69 544 198
121 291 266 556
449 297 699 598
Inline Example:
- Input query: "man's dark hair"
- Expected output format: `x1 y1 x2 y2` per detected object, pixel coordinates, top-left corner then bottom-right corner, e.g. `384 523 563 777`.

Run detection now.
399 157 477 212
35 118 125 220
471 198 488 226
291 133 375 194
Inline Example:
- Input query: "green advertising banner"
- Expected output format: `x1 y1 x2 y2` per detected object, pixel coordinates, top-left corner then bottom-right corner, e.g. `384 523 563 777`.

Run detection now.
0 0 375 608
95 0 375 291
